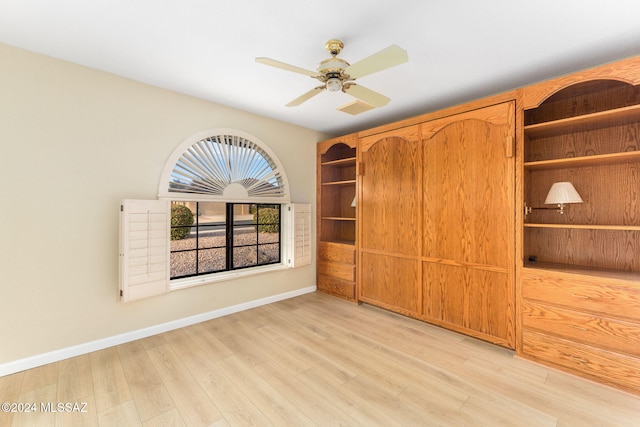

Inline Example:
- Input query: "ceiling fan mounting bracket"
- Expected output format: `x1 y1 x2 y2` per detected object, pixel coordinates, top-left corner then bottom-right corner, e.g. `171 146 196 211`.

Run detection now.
325 39 344 57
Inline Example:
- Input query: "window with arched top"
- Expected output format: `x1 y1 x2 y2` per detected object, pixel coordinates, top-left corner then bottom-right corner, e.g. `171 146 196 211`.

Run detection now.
119 129 310 302
158 129 290 203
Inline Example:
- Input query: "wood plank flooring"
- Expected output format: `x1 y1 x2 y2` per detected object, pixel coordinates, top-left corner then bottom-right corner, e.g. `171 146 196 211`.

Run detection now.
1 291 639 426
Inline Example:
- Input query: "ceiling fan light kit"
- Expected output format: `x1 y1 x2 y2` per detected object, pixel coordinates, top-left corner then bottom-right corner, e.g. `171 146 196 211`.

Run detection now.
256 39 408 115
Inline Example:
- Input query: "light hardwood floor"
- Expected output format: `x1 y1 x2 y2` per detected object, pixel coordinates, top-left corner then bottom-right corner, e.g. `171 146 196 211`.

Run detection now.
1 292 639 426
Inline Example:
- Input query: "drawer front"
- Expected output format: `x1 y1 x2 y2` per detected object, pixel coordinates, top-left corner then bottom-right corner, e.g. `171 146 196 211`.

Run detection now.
317 275 355 300
318 260 355 282
522 270 640 321
522 330 640 394
318 242 355 264
523 301 640 357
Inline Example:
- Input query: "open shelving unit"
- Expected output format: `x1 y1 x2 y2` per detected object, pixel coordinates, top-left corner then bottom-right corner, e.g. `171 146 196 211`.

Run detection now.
523 79 640 275
520 74 640 395
316 135 357 301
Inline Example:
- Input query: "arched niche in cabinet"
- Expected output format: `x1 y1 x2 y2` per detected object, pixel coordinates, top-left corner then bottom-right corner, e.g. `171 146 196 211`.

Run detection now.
318 139 357 245
523 78 640 273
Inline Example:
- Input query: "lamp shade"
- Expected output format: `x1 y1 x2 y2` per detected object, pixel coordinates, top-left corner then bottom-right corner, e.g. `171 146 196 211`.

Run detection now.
544 182 583 205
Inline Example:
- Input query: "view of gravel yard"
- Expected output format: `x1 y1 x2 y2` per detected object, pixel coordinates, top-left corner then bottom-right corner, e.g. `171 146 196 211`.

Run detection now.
169 203 282 278
170 227 280 277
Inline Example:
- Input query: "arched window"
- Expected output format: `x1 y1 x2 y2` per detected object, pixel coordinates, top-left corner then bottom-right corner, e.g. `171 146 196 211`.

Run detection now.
119 129 309 301
158 129 290 203
157 129 292 280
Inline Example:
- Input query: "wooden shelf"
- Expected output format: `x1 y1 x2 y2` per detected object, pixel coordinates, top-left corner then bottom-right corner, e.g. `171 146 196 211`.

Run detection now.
321 157 356 167
524 104 640 138
319 239 355 246
524 223 640 231
524 150 640 170
322 216 355 222
523 261 640 282
321 179 356 186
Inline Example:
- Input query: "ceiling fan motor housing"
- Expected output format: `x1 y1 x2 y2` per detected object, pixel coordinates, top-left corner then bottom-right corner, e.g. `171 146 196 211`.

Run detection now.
317 56 351 91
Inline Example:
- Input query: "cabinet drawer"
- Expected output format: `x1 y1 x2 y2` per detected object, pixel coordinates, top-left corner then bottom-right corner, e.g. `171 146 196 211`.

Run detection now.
317 275 355 300
523 301 640 357
522 269 640 321
318 242 355 264
318 260 355 282
522 330 640 394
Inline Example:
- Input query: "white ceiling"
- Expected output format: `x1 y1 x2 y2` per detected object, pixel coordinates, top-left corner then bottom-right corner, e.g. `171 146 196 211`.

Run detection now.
2 0 640 136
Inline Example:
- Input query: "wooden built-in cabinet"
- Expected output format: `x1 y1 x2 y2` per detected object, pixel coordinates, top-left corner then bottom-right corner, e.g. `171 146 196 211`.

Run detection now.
316 134 357 302
519 57 640 394
357 99 516 348
421 102 516 348
317 55 640 394
359 125 422 317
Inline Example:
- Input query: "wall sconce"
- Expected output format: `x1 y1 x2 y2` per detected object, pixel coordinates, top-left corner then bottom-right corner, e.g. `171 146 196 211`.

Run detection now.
525 181 583 217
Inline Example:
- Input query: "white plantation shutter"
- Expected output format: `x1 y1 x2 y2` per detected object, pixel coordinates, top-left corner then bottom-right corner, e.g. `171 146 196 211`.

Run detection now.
119 199 170 302
287 204 312 267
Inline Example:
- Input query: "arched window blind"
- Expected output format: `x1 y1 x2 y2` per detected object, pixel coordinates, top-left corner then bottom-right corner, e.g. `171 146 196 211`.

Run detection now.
158 129 290 202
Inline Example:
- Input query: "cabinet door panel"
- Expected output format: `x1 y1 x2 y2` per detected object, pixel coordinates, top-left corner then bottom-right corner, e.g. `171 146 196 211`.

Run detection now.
421 101 516 348
360 252 421 317
423 262 514 346
359 126 422 315
423 111 513 265
360 127 421 257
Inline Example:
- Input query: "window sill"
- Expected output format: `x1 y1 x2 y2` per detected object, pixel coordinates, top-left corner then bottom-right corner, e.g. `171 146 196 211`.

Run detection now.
169 263 289 291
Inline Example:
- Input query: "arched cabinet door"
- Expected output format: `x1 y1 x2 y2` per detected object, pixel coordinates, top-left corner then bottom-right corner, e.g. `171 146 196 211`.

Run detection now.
358 125 423 317
421 101 516 348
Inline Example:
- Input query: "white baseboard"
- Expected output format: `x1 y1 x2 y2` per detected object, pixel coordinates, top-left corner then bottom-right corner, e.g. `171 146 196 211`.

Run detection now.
0 285 316 377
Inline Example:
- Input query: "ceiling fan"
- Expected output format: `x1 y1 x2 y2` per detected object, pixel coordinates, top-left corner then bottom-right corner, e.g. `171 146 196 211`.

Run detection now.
256 39 408 113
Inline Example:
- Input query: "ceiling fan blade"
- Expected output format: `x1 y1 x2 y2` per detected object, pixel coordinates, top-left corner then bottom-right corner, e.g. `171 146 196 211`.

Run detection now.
286 86 325 107
344 45 408 79
255 57 319 77
344 84 390 107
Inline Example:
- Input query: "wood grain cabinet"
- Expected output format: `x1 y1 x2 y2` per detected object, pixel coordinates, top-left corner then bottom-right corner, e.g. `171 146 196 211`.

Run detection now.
519 56 640 394
317 134 357 302
317 55 640 394
421 102 516 348
358 125 422 317
356 100 516 348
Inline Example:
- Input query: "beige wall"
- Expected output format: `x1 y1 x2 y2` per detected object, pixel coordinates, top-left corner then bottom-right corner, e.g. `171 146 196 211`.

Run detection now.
0 43 326 365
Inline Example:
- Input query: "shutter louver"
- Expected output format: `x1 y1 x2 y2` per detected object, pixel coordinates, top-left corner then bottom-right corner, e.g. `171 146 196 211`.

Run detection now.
287 204 312 267
119 199 170 302
168 134 286 198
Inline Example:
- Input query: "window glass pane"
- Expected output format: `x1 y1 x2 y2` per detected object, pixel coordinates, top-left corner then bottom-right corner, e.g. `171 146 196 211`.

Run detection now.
258 243 280 264
170 229 196 251
258 226 280 244
233 203 254 221
170 202 196 245
234 246 257 268
170 201 281 279
198 248 226 274
171 251 196 278
196 202 226 250
198 225 225 249
234 225 257 246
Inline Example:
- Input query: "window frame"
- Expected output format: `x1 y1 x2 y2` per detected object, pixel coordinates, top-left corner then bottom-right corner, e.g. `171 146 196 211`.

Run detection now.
169 202 282 280
150 128 301 293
